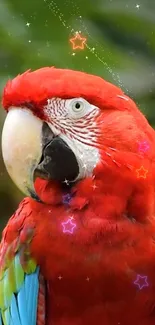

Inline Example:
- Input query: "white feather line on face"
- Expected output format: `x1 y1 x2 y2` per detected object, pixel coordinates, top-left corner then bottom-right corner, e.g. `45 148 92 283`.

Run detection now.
58 133 100 181
44 97 101 181
46 121 100 181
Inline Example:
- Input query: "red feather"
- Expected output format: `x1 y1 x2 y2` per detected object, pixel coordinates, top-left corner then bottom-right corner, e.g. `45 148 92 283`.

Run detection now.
2 67 155 324
2 67 127 114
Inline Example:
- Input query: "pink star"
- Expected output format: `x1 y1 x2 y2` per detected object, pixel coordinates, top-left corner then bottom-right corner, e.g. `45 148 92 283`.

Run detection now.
134 274 149 290
62 219 76 234
138 141 149 153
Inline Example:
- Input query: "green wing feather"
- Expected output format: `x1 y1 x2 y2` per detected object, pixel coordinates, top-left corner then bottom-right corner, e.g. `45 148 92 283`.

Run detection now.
0 226 38 325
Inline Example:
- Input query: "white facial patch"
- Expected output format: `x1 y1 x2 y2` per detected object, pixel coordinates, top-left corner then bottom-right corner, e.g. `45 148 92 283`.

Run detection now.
44 97 101 180
58 133 100 181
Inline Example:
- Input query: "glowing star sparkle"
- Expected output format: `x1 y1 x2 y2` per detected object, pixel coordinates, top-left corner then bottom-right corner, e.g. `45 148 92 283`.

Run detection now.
136 166 148 179
69 33 87 50
63 178 70 186
134 274 149 290
62 219 76 234
58 275 62 280
92 183 97 190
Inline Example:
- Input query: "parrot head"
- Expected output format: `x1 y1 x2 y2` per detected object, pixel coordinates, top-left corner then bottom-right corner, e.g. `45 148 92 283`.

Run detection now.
1 67 155 210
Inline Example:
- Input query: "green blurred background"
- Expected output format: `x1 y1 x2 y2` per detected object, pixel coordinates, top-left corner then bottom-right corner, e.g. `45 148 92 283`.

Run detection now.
0 0 155 232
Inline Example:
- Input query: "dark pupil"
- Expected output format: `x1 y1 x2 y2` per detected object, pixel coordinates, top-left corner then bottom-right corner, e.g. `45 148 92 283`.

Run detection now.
75 102 81 109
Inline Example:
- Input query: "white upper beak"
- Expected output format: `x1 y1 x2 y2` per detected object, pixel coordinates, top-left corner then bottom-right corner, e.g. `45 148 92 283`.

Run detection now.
1 107 43 198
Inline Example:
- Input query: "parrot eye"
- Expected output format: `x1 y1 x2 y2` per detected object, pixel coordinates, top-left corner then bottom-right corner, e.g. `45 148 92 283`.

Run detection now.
73 102 82 110
68 98 89 119
72 100 84 112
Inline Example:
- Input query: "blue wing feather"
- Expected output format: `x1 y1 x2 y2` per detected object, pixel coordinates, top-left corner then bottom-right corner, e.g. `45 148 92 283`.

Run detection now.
17 281 30 325
0 266 40 325
25 269 39 325
10 294 21 325
0 205 46 325
31 270 40 325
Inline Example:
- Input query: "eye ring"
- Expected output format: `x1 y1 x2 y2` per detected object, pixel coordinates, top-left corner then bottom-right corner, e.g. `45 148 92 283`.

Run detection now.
71 100 85 113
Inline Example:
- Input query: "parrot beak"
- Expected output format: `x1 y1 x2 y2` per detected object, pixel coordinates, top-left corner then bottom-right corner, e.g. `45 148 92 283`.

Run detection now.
1 108 43 201
2 107 79 201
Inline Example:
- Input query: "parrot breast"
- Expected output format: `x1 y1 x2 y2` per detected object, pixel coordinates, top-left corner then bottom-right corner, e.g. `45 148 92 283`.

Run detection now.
28 176 155 325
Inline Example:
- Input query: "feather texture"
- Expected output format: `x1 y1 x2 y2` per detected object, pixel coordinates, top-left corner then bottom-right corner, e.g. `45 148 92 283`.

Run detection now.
0 254 40 325
2 67 155 325
0 203 44 325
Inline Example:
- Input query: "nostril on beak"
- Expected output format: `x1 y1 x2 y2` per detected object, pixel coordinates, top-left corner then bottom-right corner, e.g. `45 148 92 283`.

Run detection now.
34 155 52 181
33 122 56 180
42 122 55 148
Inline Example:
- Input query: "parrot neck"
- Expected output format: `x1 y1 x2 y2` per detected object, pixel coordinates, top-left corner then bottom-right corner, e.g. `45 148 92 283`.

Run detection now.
33 157 153 224
33 174 121 222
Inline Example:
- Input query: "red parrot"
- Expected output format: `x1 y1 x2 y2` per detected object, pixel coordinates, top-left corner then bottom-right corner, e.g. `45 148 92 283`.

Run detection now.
1 67 155 325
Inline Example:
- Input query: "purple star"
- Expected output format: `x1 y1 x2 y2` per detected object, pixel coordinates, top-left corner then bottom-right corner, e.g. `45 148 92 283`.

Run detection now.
62 219 76 234
138 141 149 153
134 274 149 290
62 193 72 205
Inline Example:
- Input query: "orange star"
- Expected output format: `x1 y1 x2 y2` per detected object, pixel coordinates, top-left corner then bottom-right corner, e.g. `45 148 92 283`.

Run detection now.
69 33 87 50
136 166 148 179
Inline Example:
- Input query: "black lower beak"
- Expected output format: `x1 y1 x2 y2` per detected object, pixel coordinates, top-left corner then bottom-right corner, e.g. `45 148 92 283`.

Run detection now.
34 123 79 185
